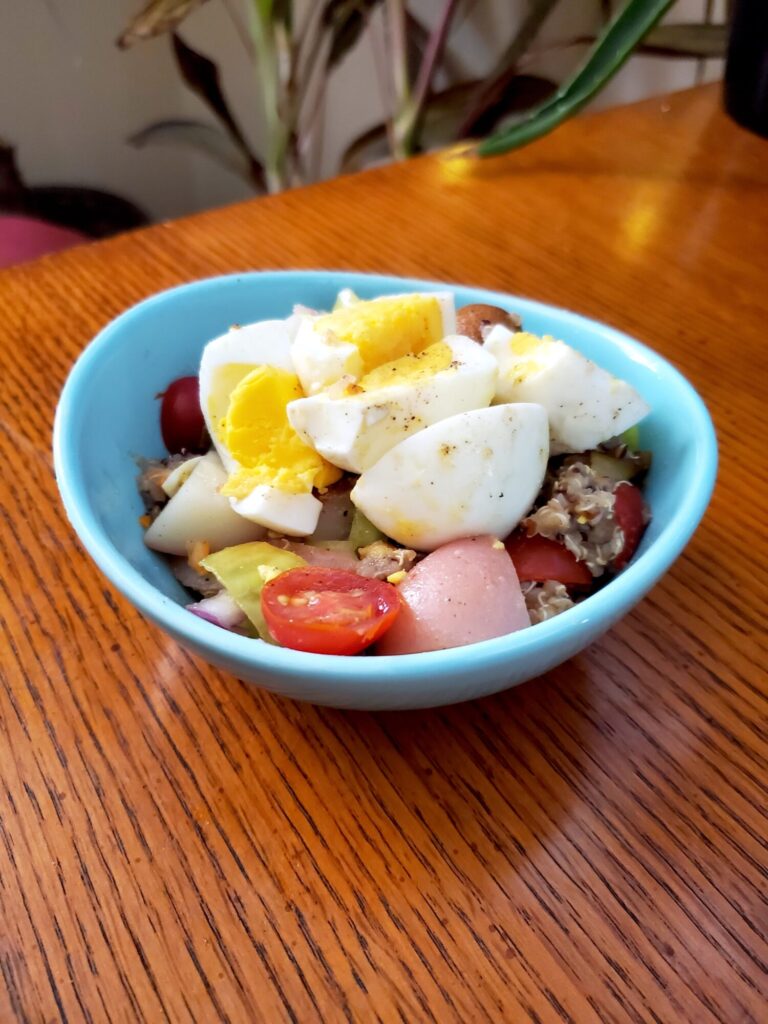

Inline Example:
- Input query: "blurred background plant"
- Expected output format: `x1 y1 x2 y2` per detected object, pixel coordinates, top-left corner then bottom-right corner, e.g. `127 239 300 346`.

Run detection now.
119 0 729 194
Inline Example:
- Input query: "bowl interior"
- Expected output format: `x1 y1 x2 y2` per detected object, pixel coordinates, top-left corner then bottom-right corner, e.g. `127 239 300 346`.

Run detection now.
54 271 716 705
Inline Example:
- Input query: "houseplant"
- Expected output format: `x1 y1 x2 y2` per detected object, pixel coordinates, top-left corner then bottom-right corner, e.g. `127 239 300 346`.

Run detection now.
119 0 728 193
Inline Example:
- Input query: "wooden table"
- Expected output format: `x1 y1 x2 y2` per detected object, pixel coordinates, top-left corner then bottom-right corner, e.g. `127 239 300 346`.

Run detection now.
1 84 766 1023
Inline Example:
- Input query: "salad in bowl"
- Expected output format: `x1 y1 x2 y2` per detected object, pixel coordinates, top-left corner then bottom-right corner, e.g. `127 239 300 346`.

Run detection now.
137 289 652 656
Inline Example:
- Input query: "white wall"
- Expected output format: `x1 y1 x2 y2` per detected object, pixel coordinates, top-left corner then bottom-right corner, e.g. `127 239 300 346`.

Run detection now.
0 0 725 223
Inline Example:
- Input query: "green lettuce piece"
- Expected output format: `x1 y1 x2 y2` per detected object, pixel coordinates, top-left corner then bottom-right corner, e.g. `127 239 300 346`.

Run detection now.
200 542 306 641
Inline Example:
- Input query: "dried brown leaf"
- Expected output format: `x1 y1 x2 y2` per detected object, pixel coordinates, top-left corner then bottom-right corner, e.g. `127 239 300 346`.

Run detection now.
117 0 208 49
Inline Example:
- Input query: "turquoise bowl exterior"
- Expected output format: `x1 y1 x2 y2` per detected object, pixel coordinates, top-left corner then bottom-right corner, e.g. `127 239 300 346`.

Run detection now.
53 272 717 709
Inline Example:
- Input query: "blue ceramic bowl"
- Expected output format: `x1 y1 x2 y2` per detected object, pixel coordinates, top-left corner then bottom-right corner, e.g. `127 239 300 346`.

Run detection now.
54 271 717 709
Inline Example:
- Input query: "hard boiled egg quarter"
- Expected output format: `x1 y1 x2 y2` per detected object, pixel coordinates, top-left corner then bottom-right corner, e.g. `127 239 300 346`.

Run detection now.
484 325 650 453
350 403 549 551
291 292 456 396
286 335 497 473
199 319 296 471
198 320 341 536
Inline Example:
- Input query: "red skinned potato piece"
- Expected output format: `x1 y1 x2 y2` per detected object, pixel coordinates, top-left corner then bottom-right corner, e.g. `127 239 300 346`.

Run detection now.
375 536 529 655
505 530 592 586
612 481 646 570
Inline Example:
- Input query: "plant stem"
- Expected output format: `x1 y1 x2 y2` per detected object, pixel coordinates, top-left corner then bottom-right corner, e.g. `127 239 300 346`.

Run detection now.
386 0 410 157
392 0 461 157
290 1 324 99
369 12 395 152
247 0 290 191
387 0 410 102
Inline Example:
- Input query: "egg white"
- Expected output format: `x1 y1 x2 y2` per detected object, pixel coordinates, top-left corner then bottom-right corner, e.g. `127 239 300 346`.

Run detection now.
350 403 549 551
199 319 296 472
197 318 329 535
291 291 456 396
229 486 322 537
286 335 497 474
484 325 650 453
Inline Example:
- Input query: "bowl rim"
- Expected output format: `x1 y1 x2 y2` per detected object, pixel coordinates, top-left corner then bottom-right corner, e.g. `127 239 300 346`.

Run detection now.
53 270 718 684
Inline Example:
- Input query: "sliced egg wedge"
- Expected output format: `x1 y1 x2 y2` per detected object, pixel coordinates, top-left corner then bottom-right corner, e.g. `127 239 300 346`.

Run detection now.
291 291 456 396
350 403 549 551
484 325 650 453
199 319 296 471
286 335 497 474
216 365 341 536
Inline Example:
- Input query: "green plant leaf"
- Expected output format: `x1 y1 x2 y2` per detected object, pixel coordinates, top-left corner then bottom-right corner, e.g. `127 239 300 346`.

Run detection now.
396 0 463 155
340 74 557 171
476 0 676 157
340 122 390 173
599 0 614 25
458 0 561 137
170 33 265 189
572 21 728 58
638 22 728 57
420 75 557 146
117 0 208 48
128 119 262 184
273 0 293 30
462 74 557 137
321 0 383 70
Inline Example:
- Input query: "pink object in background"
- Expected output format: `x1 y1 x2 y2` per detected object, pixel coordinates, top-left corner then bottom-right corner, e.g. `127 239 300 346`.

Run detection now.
0 215 87 269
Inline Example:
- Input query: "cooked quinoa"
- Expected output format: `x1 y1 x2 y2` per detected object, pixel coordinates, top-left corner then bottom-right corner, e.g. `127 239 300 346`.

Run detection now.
523 461 626 577
523 581 575 624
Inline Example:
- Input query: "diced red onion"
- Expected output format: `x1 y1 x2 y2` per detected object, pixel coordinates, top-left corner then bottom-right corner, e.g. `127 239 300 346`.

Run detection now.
186 591 245 630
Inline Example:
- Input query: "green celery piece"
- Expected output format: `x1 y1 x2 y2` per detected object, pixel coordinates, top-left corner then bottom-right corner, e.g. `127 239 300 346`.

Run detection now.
476 0 675 157
348 509 384 551
200 542 305 641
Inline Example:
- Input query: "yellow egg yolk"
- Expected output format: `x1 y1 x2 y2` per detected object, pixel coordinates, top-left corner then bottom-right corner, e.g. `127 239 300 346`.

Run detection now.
356 341 453 392
313 295 443 374
207 363 260 443
503 331 552 383
220 366 342 499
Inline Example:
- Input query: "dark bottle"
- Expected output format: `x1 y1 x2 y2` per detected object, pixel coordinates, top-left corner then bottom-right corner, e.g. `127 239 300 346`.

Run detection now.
724 0 768 138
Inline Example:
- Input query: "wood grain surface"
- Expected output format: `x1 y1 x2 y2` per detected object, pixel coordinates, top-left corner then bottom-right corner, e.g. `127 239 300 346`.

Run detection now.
0 84 766 1023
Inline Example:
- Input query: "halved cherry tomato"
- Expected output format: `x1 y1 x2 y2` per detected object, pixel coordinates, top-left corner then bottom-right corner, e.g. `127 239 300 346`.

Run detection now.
159 375 208 454
261 567 402 655
505 531 592 586
612 482 646 570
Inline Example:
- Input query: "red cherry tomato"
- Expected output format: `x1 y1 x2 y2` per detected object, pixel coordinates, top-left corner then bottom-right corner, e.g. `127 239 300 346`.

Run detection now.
261 567 402 655
505 531 592 586
159 375 208 454
612 482 646 570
